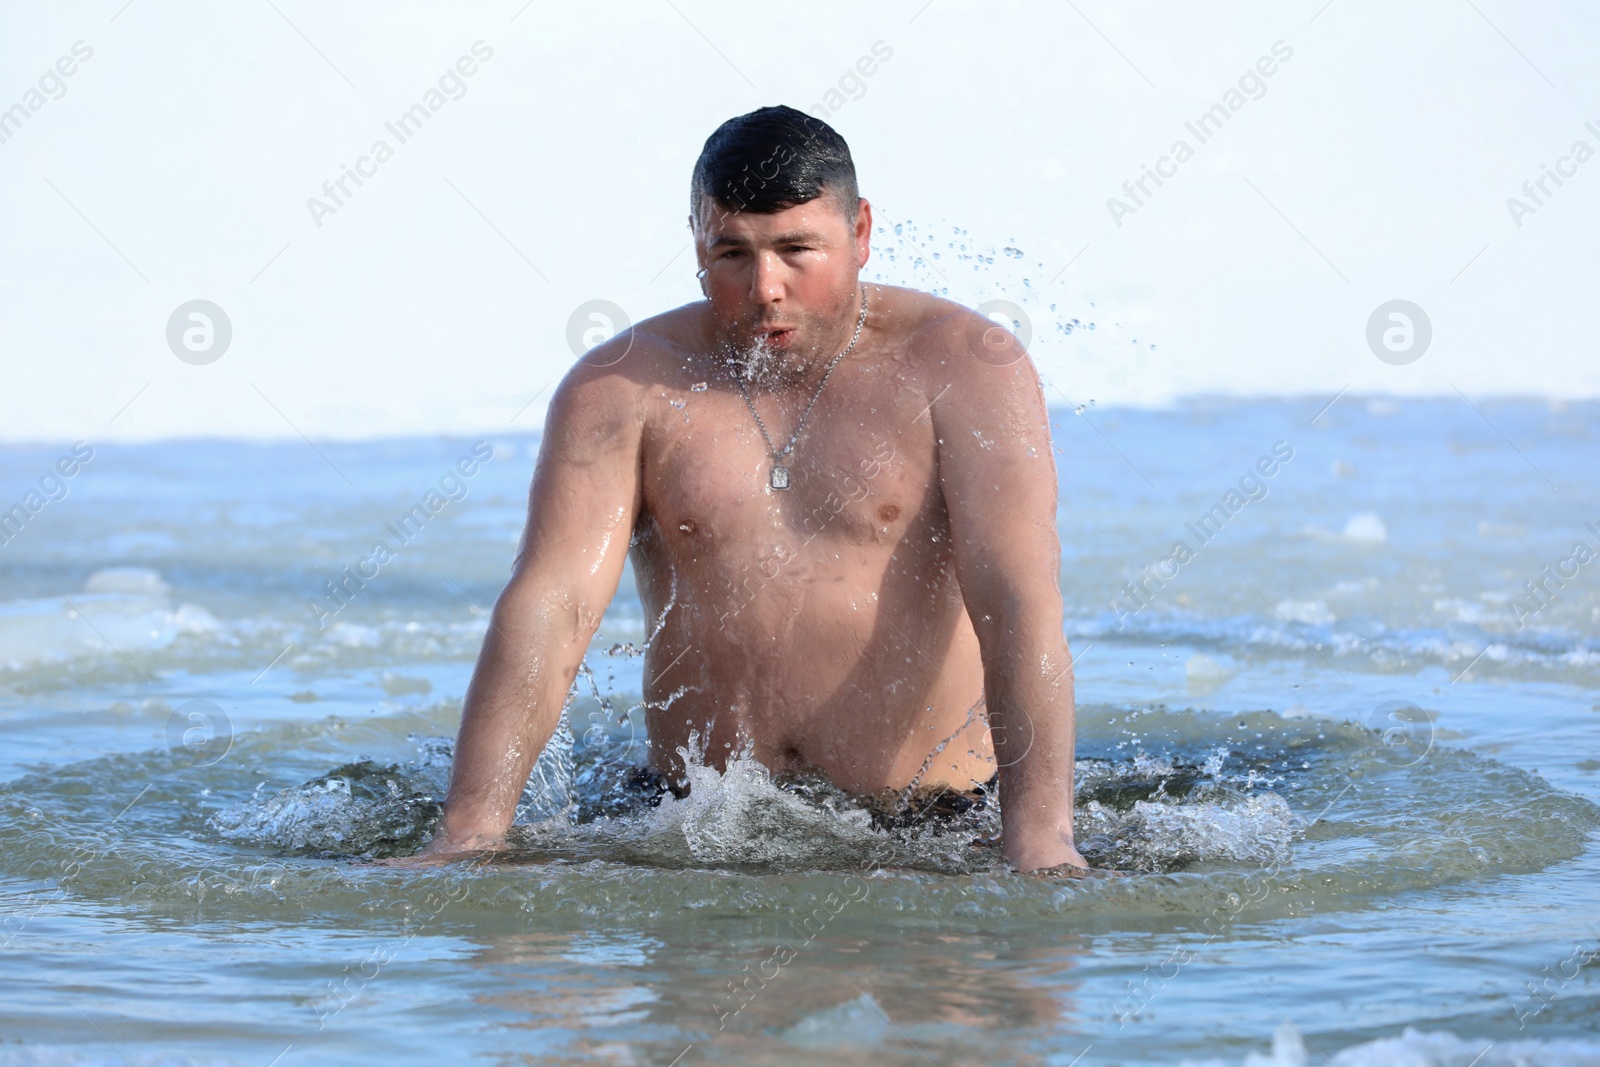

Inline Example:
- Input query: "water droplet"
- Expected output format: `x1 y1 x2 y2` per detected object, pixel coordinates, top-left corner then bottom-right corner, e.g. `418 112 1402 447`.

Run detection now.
691 382 708 392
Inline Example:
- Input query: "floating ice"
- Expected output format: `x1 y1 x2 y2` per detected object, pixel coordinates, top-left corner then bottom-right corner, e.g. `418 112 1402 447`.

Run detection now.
1341 513 1388 544
1185 1021 1600 1067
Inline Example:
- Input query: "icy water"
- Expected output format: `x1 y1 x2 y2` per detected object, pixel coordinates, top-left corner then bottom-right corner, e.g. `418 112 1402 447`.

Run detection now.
2 397 1599 1066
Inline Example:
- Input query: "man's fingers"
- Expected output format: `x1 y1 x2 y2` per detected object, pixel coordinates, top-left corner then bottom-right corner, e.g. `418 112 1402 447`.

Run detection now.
364 848 496 869
364 854 445 869
1025 860 1093 879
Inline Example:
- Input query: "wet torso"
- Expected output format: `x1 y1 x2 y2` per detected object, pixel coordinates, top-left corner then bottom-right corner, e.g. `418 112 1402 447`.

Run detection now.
624 285 997 795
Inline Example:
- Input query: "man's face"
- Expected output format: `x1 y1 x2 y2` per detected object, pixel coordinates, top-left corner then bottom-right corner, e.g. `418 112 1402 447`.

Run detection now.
693 192 872 373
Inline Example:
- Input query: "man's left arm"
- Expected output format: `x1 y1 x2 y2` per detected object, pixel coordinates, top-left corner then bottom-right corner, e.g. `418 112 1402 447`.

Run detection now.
932 313 1086 874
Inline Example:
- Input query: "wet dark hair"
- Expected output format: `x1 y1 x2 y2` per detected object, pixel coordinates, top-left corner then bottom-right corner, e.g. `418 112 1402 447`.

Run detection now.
690 105 858 225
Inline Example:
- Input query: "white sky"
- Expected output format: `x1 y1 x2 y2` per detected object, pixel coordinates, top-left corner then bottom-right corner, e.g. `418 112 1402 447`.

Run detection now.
2 0 1597 442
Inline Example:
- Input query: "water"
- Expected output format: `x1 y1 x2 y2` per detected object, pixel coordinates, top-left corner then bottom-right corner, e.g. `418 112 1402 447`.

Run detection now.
2 397 1598 1065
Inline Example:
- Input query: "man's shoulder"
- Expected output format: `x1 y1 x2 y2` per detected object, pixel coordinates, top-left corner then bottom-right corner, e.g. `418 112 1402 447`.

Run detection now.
870 285 1039 392
873 284 984 346
547 302 705 408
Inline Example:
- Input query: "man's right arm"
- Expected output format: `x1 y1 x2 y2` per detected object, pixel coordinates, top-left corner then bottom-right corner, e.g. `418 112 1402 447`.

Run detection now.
418 345 644 858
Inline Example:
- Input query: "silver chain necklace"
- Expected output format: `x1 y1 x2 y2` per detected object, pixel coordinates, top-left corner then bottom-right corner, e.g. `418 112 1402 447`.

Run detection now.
728 286 868 491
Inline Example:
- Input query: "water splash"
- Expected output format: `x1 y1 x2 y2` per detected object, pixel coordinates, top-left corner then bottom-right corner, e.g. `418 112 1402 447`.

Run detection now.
208 760 439 856
205 714 1306 874
5 702 1593 926
208 711 575 858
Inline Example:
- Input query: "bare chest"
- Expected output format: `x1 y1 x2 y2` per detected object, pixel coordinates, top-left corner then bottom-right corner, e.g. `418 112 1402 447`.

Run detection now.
639 378 939 556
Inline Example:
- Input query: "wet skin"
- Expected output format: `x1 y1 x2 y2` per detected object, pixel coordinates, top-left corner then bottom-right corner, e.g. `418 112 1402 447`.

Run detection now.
418 195 1086 873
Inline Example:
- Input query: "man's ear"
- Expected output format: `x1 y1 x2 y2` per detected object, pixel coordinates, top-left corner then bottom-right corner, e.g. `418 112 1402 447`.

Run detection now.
854 198 873 270
690 225 709 293
688 213 706 270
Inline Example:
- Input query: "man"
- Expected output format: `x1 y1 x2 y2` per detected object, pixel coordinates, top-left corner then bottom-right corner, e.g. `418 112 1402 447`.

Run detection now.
414 105 1087 874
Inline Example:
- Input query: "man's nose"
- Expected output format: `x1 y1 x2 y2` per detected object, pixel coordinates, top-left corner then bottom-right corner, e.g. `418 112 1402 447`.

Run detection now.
748 251 785 305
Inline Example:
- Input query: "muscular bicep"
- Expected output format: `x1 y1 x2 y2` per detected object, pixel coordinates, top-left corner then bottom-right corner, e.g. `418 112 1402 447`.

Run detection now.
931 322 1063 646
507 360 645 614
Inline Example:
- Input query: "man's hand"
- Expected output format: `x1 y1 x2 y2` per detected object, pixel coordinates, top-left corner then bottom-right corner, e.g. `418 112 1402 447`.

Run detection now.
368 851 486 870
367 831 504 869
1007 835 1091 878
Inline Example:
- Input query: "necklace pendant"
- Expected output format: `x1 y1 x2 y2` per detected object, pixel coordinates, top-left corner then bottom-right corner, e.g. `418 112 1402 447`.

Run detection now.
769 464 791 490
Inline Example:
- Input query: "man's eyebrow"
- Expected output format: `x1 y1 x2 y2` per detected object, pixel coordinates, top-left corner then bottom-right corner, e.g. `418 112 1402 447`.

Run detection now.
768 230 825 245
707 229 827 249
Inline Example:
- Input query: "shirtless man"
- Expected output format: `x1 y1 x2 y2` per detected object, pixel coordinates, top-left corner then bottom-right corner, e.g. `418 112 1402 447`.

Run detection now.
416 105 1086 874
